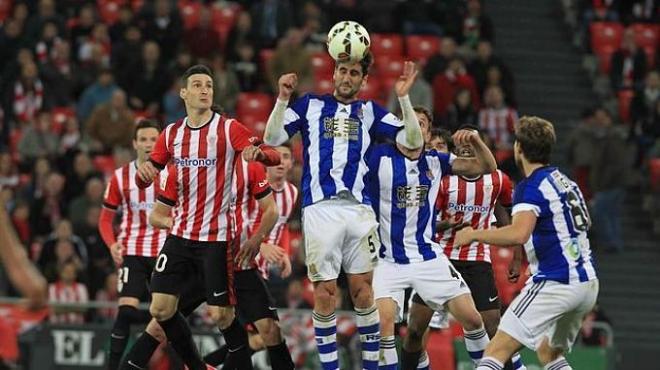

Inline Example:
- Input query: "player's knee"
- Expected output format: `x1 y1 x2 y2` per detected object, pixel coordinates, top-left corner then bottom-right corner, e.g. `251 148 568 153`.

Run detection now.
145 319 167 343
314 285 337 313
405 323 426 348
537 341 564 365
113 305 136 332
149 302 176 322
350 284 373 308
256 320 281 346
209 307 235 329
461 310 484 332
249 333 265 351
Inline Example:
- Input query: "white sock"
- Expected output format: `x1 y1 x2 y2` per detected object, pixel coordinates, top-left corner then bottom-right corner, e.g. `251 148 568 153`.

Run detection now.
416 351 430 370
477 356 504 370
312 311 338 370
512 352 527 370
378 335 398 369
355 305 380 370
544 356 572 370
464 326 489 364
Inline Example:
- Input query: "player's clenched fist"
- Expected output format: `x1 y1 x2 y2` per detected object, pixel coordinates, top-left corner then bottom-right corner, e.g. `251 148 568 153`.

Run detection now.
278 73 298 100
242 145 264 162
137 161 158 184
452 128 480 147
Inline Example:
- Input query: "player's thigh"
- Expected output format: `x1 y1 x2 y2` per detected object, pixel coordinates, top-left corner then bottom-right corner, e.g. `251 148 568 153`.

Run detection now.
235 269 278 325
177 269 207 317
341 204 379 275
196 242 234 307
302 202 345 282
499 280 575 351
373 260 408 322
150 237 192 297
454 261 501 312
117 256 155 301
547 280 599 350
411 257 471 313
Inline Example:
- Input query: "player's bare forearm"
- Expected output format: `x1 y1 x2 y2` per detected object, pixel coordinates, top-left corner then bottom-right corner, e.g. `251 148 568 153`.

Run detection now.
471 133 497 173
149 202 173 229
252 195 278 243
472 212 536 246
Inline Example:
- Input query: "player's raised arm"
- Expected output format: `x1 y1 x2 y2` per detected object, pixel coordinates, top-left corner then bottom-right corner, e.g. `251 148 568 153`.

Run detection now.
394 61 424 150
451 128 497 176
264 73 300 146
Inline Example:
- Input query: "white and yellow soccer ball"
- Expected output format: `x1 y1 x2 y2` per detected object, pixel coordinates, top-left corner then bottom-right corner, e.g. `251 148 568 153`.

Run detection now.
326 21 371 62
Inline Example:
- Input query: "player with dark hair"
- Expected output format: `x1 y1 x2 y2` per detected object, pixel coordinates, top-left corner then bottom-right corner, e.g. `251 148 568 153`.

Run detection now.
134 64 280 370
456 116 598 370
99 119 168 370
264 52 424 369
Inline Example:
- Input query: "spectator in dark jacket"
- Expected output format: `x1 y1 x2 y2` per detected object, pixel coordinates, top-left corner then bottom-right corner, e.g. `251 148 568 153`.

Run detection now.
610 28 647 91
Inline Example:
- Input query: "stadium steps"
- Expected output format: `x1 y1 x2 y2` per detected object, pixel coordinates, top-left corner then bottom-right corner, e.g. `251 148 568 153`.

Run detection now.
485 1 660 368
484 0 597 169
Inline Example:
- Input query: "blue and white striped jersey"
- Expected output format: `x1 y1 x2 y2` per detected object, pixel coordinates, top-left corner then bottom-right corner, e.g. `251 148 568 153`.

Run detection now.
512 166 597 284
367 144 454 264
280 94 403 207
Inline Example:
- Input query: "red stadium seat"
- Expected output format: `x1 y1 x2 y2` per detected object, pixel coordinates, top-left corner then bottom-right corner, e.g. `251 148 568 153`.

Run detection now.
93 155 116 175
259 48 275 77
0 0 12 22
238 114 268 138
130 0 143 11
617 89 634 123
315 76 335 95
179 1 203 30
359 79 383 104
650 158 660 191
211 4 239 33
370 34 404 57
630 23 659 50
375 55 405 78
310 51 335 78
590 22 624 54
405 35 441 63
596 48 616 73
236 92 273 120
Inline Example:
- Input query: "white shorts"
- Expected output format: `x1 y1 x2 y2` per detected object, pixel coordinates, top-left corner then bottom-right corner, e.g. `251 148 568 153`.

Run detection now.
374 257 471 323
302 199 379 282
500 279 599 351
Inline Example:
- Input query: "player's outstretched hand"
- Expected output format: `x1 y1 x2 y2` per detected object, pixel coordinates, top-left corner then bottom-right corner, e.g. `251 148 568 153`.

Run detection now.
137 161 158 184
236 238 261 266
242 145 263 162
454 226 476 246
278 73 298 100
452 128 480 147
394 61 418 97
280 255 292 278
110 242 124 266
260 243 285 264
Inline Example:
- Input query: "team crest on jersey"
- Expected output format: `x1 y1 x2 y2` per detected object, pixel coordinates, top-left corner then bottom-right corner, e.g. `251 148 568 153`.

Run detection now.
396 185 429 208
426 170 434 180
356 106 364 120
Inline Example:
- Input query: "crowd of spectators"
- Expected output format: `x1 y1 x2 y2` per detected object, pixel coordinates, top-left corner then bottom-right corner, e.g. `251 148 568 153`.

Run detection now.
0 0 616 356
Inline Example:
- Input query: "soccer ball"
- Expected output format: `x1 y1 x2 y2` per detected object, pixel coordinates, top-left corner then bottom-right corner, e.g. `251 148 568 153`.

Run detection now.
326 21 370 62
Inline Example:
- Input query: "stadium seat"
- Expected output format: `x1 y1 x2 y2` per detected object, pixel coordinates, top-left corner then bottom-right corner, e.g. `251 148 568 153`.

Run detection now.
650 158 660 191
405 35 441 63
236 92 273 120
359 79 383 105
375 55 406 78
93 155 116 175
0 0 12 22
426 329 456 370
310 51 335 79
130 0 143 11
179 1 203 30
211 4 239 33
630 23 659 50
590 22 624 54
238 114 268 139
370 34 404 57
617 89 634 123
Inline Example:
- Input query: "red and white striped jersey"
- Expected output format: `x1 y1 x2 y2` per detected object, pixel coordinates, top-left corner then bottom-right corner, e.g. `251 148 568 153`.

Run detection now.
103 161 167 257
48 282 88 324
249 180 299 247
149 113 261 242
435 170 513 263
478 107 519 149
230 158 272 272
247 180 298 279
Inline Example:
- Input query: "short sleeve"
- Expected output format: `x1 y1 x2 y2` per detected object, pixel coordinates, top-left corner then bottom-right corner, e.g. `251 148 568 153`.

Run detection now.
102 175 122 211
229 119 261 151
157 165 178 206
149 129 171 169
369 101 404 140
512 181 543 217
498 172 513 207
247 162 272 200
283 95 311 138
428 149 454 177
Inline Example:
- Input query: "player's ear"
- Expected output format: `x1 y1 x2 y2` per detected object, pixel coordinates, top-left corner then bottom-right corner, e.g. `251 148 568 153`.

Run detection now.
179 87 186 100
